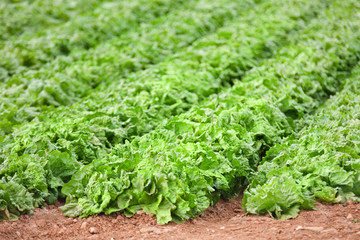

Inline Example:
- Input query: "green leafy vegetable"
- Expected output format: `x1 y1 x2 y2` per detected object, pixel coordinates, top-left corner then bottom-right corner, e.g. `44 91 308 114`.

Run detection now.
0 151 81 220
0 0 110 41
0 0 188 82
2 0 360 225
243 63 360 219
2 0 326 163
0 0 258 135
60 0 360 224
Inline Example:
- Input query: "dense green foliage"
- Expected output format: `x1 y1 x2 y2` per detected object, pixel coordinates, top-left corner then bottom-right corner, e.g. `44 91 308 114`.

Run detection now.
0 0 110 41
1 0 359 224
1 0 325 147
0 0 258 135
57 0 360 224
0 0 188 81
243 64 360 219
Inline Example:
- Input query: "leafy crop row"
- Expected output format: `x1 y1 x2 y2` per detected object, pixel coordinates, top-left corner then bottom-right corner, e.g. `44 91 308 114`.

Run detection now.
243 63 360 219
2 0 359 223
0 0 111 41
2 0 359 225
1 0 327 196
59 0 360 224
0 0 258 135
0 0 188 82
0 0 326 143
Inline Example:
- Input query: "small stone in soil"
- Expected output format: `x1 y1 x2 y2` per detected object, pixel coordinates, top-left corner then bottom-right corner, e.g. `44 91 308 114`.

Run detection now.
136 210 146 215
89 227 99 234
140 227 161 234
80 222 88 229
63 219 73 225
58 227 67 234
35 219 47 226
321 228 338 233
298 227 324 231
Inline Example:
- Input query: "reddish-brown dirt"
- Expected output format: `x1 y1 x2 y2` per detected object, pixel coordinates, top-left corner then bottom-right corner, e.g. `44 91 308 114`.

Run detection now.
0 197 360 240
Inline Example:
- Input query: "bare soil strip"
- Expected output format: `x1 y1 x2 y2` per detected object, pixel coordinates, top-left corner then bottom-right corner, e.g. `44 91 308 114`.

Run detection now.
1 198 359 240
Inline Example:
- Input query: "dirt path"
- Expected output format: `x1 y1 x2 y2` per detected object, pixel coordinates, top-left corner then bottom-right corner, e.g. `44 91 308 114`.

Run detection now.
1 197 360 240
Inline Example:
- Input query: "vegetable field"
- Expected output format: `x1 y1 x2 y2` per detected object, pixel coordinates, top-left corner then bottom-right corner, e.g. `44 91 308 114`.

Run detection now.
1 0 360 229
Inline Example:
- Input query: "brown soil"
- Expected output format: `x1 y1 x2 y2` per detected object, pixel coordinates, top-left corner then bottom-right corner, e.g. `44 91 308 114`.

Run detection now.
1 197 360 240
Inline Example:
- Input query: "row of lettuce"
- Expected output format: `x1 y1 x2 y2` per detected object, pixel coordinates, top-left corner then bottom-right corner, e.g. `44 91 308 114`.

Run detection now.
0 0 188 82
0 0 325 141
1 0 359 223
58 0 360 223
0 0 259 136
1 1 328 209
0 0 116 41
243 65 360 219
